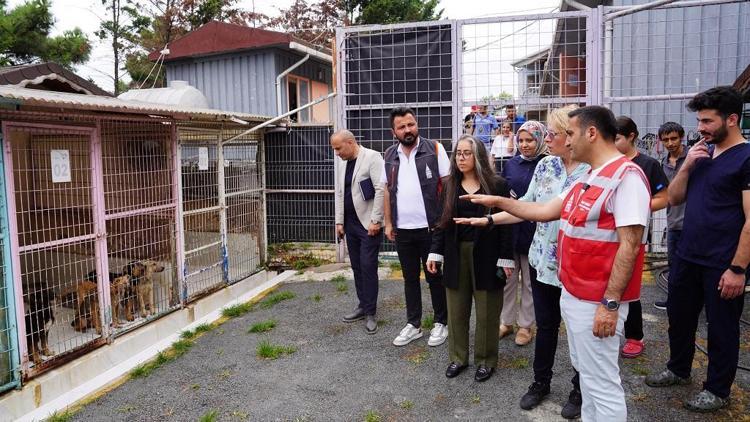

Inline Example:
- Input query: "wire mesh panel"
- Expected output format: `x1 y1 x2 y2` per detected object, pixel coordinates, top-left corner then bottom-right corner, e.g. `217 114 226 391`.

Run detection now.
101 119 178 331
179 128 225 298
603 1 750 252
264 126 334 247
4 124 105 377
459 11 589 135
224 137 263 283
338 22 456 151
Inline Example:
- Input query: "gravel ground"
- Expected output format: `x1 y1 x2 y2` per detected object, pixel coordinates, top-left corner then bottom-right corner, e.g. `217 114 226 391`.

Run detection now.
71 268 750 422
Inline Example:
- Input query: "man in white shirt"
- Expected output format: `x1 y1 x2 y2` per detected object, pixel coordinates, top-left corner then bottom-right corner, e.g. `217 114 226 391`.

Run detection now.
463 106 650 421
382 107 451 347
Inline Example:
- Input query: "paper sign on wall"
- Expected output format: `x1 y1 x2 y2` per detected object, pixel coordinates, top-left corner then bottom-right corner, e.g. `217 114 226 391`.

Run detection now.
50 150 71 183
198 147 209 170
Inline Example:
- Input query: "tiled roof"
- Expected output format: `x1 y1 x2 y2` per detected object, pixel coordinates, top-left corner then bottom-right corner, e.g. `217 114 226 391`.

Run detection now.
0 62 111 96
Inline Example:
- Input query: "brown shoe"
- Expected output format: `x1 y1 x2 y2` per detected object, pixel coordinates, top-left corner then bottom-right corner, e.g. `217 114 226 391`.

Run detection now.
499 324 514 339
515 327 533 346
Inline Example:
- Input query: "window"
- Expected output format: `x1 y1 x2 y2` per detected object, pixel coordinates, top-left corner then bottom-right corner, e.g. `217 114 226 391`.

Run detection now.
287 75 311 123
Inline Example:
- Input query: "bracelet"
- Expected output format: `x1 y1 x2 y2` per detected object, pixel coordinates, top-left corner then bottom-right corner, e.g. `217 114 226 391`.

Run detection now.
485 214 494 226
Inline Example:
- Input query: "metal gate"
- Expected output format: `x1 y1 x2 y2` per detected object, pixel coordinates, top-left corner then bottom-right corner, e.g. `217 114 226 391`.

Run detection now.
0 130 19 392
2 123 107 378
179 124 265 300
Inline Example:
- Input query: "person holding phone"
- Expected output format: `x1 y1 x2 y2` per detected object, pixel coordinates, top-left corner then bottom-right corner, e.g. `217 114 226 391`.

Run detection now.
332 130 385 334
646 86 749 413
426 134 513 382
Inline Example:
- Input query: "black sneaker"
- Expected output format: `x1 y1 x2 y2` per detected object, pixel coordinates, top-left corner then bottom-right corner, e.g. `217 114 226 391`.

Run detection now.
520 381 550 410
654 300 667 310
561 388 582 419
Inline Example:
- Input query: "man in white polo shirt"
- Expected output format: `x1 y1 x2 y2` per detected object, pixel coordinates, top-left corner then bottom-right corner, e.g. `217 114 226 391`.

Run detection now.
382 107 451 347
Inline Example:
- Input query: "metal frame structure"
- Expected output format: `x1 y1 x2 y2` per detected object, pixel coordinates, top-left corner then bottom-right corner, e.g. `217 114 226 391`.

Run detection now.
0 107 266 381
0 130 19 392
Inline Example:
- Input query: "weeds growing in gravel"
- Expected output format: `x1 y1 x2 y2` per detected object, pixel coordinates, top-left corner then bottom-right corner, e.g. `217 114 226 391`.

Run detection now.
180 329 197 339
171 339 193 357
311 294 322 302
221 302 254 317
389 261 402 271
510 357 529 369
330 274 346 283
421 315 435 331
194 323 213 334
335 281 348 293
248 319 277 333
470 394 481 404
364 410 381 422
256 340 297 359
199 410 219 422
45 410 73 422
259 291 296 309
399 400 414 409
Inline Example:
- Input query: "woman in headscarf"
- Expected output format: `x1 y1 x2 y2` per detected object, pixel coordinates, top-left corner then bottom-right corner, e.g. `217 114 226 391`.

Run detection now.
497 120 548 346
426 134 513 383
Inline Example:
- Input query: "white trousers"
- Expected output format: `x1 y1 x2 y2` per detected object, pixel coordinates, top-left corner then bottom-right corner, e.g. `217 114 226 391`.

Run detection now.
560 287 629 422
501 253 535 328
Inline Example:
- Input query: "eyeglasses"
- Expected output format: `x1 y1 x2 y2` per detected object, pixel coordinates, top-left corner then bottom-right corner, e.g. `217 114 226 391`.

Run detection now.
455 150 473 159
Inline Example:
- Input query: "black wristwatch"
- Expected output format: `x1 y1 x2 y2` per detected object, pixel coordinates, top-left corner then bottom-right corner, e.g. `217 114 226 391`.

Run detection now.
600 298 620 311
729 264 746 275
485 214 494 226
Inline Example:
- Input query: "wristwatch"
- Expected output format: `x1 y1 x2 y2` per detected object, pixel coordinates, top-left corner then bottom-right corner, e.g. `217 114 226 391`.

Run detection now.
729 264 746 275
600 298 620 311
485 214 494 226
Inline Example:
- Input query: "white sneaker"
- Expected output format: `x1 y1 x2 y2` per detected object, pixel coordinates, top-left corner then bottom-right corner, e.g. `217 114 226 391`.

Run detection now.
393 323 423 346
428 323 448 346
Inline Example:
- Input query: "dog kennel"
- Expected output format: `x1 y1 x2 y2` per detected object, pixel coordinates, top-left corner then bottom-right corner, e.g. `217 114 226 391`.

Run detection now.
0 86 267 380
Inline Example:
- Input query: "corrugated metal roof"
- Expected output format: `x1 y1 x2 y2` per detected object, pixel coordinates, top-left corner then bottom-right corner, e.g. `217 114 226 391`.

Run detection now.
0 85 270 122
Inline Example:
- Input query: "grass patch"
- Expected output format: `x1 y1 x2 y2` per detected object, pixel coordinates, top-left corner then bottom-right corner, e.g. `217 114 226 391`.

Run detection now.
364 410 381 422
116 404 136 413
421 315 435 331
199 410 219 422
171 339 193 357
259 291 296 309
510 357 529 369
311 294 322 302
376 319 390 327
180 329 197 340
256 340 297 360
221 302 254 318
230 410 249 420
219 369 233 379
335 281 348 293
389 261 402 271
194 323 213 334
154 351 170 366
399 399 414 409
290 253 329 270
191 383 200 390
330 274 346 283
248 319 277 333
404 347 429 365
45 410 73 422
470 394 481 404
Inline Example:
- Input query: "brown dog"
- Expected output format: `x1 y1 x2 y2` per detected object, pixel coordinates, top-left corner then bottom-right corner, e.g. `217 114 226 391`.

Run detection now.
109 274 132 327
125 260 165 318
61 279 102 335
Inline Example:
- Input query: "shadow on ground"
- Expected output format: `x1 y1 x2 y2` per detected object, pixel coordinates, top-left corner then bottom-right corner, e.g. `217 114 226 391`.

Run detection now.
71 269 750 422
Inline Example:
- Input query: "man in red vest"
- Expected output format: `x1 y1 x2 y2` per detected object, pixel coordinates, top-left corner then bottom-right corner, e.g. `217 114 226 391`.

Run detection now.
463 106 650 421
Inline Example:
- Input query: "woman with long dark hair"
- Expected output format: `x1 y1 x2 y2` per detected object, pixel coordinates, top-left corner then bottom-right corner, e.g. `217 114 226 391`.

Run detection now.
426 134 514 382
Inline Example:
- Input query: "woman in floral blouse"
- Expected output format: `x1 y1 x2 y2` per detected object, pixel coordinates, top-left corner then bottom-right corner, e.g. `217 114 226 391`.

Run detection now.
455 105 589 420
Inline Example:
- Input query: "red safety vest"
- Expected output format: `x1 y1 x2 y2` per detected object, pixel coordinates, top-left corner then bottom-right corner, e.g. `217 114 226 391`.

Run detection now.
557 156 649 302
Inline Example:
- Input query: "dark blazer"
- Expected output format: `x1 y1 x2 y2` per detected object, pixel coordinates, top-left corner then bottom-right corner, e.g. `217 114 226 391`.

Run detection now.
430 179 514 291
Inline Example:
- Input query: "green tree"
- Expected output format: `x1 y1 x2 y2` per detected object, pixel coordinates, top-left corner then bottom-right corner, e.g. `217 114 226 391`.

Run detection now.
0 0 91 68
345 0 443 25
97 0 150 95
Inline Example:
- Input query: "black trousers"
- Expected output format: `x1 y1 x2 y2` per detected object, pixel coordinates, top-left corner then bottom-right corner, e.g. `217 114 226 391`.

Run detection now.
666 255 745 398
345 216 383 316
624 300 644 340
395 228 447 327
530 277 580 391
